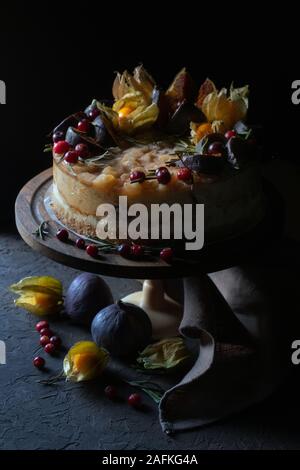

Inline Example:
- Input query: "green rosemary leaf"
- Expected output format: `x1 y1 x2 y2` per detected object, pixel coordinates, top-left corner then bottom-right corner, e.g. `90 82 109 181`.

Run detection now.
65 163 77 176
125 380 164 404
33 220 49 240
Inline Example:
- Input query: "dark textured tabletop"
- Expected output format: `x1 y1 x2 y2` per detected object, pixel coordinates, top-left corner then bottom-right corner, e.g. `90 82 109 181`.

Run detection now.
1 226 300 450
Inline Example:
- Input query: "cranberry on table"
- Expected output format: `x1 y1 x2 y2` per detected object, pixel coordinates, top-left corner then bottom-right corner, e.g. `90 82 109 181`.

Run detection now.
131 244 144 258
87 108 100 120
155 167 171 184
56 228 69 242
77 119 90 133
35 320 49 332
117 243 132 258
75 143 89 159
50 336 62 348
33 356 45 369
53 140 70 155
128 393 142 407
52 131 64 143
130 171 145 183
225 130 236 139
160 247 173 263
40 335 50 347
86 244 98 257
64 150 79 164
104 385 118 400
75 238 86 249
177 167 192 182
207 141 224 155
44 343 56 355
39 328 53 338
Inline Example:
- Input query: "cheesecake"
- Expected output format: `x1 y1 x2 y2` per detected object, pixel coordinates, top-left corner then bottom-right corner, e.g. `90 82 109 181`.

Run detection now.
49 66 265 246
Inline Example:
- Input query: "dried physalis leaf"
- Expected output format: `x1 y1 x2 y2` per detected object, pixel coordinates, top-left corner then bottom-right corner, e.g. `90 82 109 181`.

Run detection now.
166 68 197 112
63 341 109 382
137 337 190 370
10 276 63 316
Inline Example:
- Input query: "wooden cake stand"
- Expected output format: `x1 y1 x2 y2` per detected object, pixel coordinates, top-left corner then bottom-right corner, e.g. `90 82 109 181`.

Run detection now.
15 168 284 338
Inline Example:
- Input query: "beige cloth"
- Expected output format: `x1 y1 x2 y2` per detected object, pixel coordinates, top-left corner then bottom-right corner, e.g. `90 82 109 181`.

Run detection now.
159 251 299 433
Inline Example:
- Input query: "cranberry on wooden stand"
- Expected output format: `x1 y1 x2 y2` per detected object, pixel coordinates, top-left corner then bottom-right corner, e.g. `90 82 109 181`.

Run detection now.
56 229 69 242
86 244 98 257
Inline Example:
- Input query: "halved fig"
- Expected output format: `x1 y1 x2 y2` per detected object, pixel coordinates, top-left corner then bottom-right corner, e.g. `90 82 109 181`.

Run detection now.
85 99 113 117
226 136 257 169
233 120 250 135
167 101 206 135
166 68 197 112
176 154 226 174
195 78 216 109
92 115 114 146
152 87 170 129
65 127 103 151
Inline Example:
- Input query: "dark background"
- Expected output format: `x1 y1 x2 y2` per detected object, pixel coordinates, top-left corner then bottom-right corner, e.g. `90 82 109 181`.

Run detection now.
0 6 298 224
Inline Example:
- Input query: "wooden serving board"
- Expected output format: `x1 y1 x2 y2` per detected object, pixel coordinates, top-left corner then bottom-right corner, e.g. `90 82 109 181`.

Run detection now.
15 168 284 279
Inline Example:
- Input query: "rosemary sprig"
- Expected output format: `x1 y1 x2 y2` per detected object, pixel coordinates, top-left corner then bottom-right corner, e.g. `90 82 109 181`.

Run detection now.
32 221 49 240
43 144 53 153
81 148 120 165
243 128 252 140
38 370 65 385
125 380 165 404
65 162 77 176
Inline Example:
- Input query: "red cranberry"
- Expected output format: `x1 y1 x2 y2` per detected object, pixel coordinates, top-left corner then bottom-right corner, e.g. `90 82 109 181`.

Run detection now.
128 393 141 407
86 244 98 257
52 131 64 143
160 247 173 263
225 130 236 139
130 171 145 183
104 385 118 399
50 336 62 348
39 328 53 338
40 335 50 347
33 356 45 369
64 150 79 164
77 119 90 133
117 243 132 258
56 228 69 242
87 108 100 120
75 143 89 159
44 343 56 355
131 244 144 258
177 167 192 182
35 320 49 332
155 167 171 184
53 140 70 155
207 142 224 155
76 238 86 249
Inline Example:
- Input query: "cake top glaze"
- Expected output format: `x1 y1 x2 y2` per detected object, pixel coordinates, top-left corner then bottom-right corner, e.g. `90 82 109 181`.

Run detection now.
49 66 258 183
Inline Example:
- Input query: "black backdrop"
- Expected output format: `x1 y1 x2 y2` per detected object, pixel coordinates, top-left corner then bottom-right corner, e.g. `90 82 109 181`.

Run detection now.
0 6 298 224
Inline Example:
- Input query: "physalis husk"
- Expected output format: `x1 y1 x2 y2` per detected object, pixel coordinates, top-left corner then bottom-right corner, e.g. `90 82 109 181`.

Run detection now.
10 276 63 316
63 341 109 382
